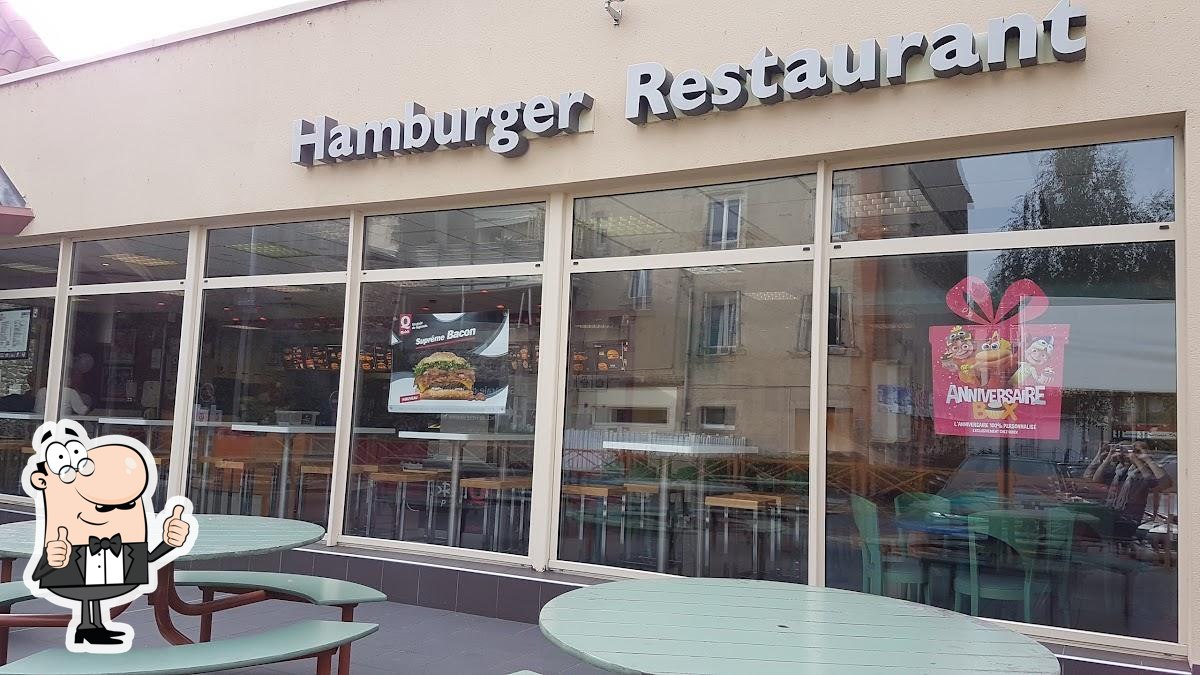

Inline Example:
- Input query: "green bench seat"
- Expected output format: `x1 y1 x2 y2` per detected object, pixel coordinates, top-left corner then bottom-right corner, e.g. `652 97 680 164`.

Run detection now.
0 583 33 608
174 570 387 606
0 619 378 674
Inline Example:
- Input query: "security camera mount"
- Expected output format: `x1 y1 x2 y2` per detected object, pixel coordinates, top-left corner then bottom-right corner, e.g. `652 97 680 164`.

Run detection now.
604 0 623 25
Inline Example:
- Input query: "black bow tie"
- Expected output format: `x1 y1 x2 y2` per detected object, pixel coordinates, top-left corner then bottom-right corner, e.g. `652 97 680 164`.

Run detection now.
88 534 122 555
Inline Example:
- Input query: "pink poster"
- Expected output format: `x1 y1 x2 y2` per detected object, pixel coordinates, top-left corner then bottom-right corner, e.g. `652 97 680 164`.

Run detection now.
929 277 1069 440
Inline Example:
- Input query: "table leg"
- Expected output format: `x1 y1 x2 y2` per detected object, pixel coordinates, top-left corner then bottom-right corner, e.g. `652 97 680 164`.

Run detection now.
695 460 706 575
153 563 194 646
656 456 670 573
447 443 463 548
425 480 435 543
277 434 293 518
398 482 409 540
365 479 376 537
1 559 12 583
200 460 210 511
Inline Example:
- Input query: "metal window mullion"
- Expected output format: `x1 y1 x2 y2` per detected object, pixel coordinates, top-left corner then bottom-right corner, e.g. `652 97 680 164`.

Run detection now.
529 192 569 571
1170 125 1188 650
359 262 541 284
570 245 816 274
67 279 186 296
325 210 365 546
200 271 348 290
807 161 833 588
43 238 72 422
826 221 1175 260
166 224 206 499
0 287 55 301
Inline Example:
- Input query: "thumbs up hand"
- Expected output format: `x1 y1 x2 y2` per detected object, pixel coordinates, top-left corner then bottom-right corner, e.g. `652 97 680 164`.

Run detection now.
46 527 71 568
163 504 191 548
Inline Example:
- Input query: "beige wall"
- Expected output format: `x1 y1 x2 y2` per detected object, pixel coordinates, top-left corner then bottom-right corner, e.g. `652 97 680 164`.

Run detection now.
0 1 1189 237
0 0 1196 659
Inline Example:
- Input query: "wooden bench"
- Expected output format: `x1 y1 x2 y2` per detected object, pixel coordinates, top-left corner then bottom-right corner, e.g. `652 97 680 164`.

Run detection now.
175 570 386 674
0 619 377 674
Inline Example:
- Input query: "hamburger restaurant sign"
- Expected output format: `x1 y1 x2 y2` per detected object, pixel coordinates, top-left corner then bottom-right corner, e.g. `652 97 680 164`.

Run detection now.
291 0 1086 165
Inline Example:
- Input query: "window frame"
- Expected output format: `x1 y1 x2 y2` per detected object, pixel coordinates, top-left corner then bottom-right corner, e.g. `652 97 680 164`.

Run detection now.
551 125 1186 658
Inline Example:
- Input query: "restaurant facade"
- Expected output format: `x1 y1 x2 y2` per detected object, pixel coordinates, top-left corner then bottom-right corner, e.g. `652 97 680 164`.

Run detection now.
0 0 1194 670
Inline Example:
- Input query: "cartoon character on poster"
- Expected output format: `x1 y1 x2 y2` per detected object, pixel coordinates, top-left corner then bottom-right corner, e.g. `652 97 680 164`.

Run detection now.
20 419 197 653
929 277 1070 440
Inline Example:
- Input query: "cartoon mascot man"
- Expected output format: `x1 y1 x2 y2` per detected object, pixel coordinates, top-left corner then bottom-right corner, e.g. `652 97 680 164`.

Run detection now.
21 419 196 652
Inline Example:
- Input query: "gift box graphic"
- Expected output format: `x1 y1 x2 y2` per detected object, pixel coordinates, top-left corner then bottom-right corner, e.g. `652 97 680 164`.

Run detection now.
929 277 1069 440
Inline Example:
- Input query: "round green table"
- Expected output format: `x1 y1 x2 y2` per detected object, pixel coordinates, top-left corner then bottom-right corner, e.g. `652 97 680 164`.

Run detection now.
539 578 1060 674
0 515 324 563
0 515 325 651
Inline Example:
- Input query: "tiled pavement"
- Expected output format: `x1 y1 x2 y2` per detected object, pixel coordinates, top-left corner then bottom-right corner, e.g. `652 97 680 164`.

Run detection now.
3 591 607 675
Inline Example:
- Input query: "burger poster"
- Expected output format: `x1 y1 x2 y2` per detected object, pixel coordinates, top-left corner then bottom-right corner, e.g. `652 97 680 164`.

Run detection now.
929 277 1069 440
388 311 510 414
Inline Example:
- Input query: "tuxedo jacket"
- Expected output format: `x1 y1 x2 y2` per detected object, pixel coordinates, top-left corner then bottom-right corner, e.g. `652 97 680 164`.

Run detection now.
32 541 173 589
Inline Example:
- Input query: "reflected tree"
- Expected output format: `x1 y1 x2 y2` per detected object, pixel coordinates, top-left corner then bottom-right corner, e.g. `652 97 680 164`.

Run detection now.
989 144 1174 293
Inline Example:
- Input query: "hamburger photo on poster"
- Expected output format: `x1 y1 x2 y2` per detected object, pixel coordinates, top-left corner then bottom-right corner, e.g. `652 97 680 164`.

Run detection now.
388 311 510 414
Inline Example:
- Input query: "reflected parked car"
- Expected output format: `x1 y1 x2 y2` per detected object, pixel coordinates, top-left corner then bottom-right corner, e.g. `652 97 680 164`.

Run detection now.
937 454 1069 512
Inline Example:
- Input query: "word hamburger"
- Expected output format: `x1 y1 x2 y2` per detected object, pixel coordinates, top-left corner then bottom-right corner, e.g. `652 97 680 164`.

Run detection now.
412 352 479 400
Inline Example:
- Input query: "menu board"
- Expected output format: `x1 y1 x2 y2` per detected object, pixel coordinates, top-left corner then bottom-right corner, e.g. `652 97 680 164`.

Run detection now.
359 345 393 372
571 341 629 374
388 311 510 414
283 344 400 372
282 344 342 371
0 308 31 360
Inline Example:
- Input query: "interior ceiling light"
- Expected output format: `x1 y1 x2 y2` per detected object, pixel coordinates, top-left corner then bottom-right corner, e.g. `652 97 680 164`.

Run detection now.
744 291 798 302
685 265 742 275
579 213 672 237
100 253 179 267
222 324 266 331
303 223 350 244
263 285 316 294
0 262 55 274
838 188 934 219
225 242 311 259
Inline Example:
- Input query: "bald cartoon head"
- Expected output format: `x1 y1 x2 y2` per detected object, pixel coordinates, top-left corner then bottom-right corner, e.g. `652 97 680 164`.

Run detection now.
25 420 154 545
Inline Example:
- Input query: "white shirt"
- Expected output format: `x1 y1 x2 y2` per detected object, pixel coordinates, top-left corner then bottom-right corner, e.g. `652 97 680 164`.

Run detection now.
33 387 89 418
84 546 125 585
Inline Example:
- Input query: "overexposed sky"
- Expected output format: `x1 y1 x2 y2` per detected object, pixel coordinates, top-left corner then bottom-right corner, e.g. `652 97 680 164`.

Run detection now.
10 0 303 61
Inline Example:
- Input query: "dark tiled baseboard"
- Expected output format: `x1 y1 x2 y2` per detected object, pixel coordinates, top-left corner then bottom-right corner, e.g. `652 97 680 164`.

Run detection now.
184 545 589 624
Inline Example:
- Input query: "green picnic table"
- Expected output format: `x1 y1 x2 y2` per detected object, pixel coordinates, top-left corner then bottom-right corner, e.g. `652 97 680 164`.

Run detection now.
0 515 325 647
539 578 1060 674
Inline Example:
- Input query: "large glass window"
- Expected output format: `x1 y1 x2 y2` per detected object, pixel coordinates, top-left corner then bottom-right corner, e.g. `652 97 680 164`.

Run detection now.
72 233 189 284
364 204 545 269
824 241 1177 641
60 292 184 507
559 263 812 580
573 175 817 258
205 219 349 277
343 277 541 555
832 138 1174 241
185 285 346 524
0 245 59 289
0 298 53 495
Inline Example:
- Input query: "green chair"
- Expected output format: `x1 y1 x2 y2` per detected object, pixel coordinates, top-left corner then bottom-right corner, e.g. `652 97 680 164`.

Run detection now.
894 492 952 523
953 509 1075 624
1042 507 1077 626
893 493 951 549
849 495 927 602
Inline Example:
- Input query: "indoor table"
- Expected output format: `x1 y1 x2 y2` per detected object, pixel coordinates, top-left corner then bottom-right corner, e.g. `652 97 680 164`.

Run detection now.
230 424 337 518
96 417 173 451
395 430 534 547
540 578 1061 674
0 514 324 657
601 440 758 573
